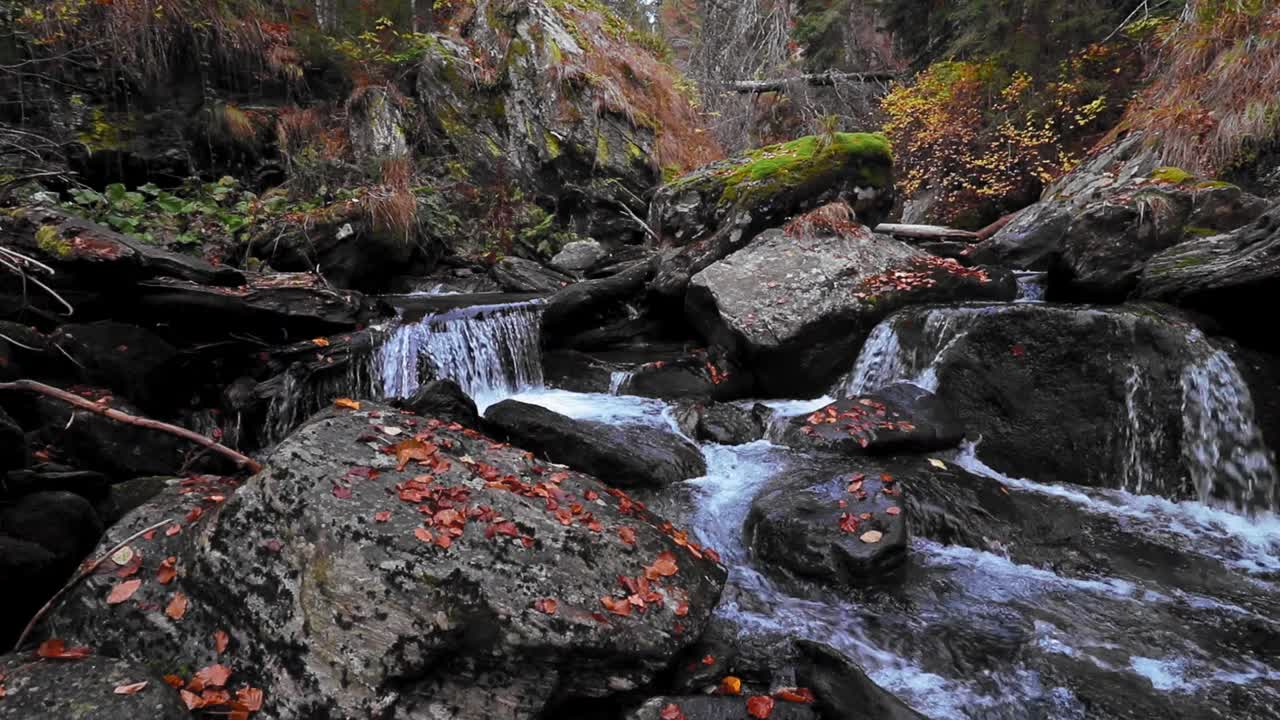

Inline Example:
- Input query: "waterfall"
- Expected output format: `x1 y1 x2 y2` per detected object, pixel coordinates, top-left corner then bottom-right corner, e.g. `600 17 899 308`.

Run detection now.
1180 337 1278 512
608 370 633 395
378 300 544 409
1014 271 1047 303
1119 363 1163 496
836 307 982 396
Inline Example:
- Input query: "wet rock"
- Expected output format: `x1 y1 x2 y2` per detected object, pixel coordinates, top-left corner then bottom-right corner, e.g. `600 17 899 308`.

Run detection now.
0 653 189 719
778 384 963 456
0 536 59 648
668 619 797 695
0 321 60 382
1138 202 1280 351
0 406 26 471
542 349 625 393
44 405 726 719
51 321 179 409
485 399 706 488
623 352 753 402
969 201 1073 270
627 696 818 720
747 464 909 585
586 246 659 279
875 303 1278 509
649 134 895 298
396 378 480 428
541 259 656 348
794 640 927 720
674 402 767 446
3 467 109 505
1 490 103 562
550 239 608 274
491 256 575 293
686 227 1014 397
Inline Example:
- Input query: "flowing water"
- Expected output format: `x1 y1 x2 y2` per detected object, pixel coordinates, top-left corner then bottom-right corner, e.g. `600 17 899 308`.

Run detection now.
367 294 1280 718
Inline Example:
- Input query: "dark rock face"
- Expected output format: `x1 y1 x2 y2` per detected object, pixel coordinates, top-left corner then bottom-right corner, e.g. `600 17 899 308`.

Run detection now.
542 349 624 393
794 640 927 720
0 490 102 562
778 384 964 456
0 653 189 720
686 227 1015 397
396 378 480 428
674 402 768 446
873 303 1278 510
43 405 726 720
0 536 59 648
51 321 178 409
0 406 27 472
541 259 656 348
485 400 706 488
627 696 819 720
490 256 575 293
746 462 910 585
1139 202 1280 351
969 201 1073 271
623 352 754 402
648 133 895 298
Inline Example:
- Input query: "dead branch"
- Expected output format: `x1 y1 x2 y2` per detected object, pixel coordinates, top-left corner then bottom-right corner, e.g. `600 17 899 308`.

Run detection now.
725 70 900 94
874 223 981 241
975 212 1017 240
12 517 173 652
0 379 262 473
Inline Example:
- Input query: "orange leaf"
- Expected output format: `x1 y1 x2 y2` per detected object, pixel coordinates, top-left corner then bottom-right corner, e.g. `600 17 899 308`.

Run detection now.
193 663 232 689
600 595 632 616
618 527 636 545
643 551 679 580
214 630 229 655
164 592 188 620
746 695 775 718
236 686 264 711
311 337 330 347
106 579 141 605
334 397 361 410
718 675 742 695
180 689 204 710
163 674 185 688
157 556 178 584
533 598 558 614
113 681 148 695
35 639 91 660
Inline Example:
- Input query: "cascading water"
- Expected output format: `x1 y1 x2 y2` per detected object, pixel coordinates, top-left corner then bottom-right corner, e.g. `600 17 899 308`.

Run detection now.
837 306 984 396
1119 363 1162 496
377 300 544 409
1014 271 1047 303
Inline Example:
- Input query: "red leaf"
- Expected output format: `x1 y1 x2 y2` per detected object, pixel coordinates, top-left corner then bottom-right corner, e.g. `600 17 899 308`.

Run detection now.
618 527 637 545
774 687 816 703
106 579 141 605
534 598 558 614
374 510 392 523
164 592 188 620
600 595 632 616
163 674 185 688
643 551 679 580
113 681 148 695
414 527 434 544
157 556 178 585
332 485 353 499
1011 344 1026 357
214 629 229 655
35 639 91 660
885 506 902 516
180 689 204 710
746 695 775 718
164 524 182 537
659 703 687 720
237 686 265 711
193 663 232 689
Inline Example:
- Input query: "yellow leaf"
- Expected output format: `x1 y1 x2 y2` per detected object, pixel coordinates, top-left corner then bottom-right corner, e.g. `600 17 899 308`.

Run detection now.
334 398 361 411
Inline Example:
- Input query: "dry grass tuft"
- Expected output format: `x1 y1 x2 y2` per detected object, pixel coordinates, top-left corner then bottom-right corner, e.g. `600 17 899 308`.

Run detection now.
783 201 867 237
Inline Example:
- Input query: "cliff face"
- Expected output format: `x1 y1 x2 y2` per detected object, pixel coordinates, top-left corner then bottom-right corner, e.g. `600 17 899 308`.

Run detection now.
2 0 720 280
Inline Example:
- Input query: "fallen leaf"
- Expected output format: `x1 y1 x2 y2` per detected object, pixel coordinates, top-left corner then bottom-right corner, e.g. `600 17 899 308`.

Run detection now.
332 485 353 499
746 695 776 718
702 654 716 665
534 598 558 615
164 592 188 620
180 689 204 710
774 687 816 703
193 663 232 689
859 530 884 544
311 337 330 347
927 458 947 469
1011 343 1025 357
374 510 392 523
600 595 632 616
659 703 687 720
36 639 91 659
163 674 185 688
157 556 178 584
113 681 148 695
643 551 679 580
885 506 902 516
618 527 636 545
110 546 135 566
106 579 142 605
214 630 229 654
414 527 434 544
718 675 742 695
237 686 264 711
334 397 361 410
165 524 181 537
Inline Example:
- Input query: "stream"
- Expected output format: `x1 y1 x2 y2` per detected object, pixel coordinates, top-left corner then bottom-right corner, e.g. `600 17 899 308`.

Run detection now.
369 293 1280 719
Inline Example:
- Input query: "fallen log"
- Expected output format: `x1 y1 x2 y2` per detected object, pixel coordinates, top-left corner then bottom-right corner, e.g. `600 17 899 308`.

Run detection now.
726 70 900 93
0 379 262 473
873 223 981 241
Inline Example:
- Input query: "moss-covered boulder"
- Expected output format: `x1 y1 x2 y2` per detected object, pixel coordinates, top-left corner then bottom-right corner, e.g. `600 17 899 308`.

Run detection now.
40 403 726 719
648 132 895 298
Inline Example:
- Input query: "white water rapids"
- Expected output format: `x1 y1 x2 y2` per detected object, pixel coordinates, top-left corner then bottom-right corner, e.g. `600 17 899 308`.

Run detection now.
363 296 1280 718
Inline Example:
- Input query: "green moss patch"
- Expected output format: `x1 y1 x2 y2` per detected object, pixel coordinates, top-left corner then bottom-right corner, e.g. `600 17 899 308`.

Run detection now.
716 132 894 205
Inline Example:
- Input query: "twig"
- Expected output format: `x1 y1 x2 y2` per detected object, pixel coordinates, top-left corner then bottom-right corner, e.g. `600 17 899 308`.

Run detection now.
12 517 173 652
724 69 900 94
0 379 262 473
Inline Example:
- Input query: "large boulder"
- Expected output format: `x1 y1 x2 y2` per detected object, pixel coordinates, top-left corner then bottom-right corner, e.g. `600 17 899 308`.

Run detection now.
485 399 706 488
685 226 1015 397
50 321 179 410
858 303 1279 511
1138 201 1280 351
395 378 481 428
41 404 727 719
0 653 189 720
746 461 911 585
649 134 895 298
550 239 608 275
794 640 927 720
